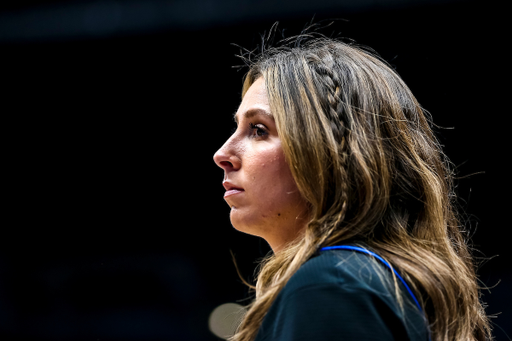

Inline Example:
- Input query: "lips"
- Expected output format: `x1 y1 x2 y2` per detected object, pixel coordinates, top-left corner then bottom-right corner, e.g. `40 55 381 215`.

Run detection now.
223 181 244 198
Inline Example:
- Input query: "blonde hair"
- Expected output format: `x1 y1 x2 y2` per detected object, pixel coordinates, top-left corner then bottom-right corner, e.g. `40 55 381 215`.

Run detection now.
230 37 491 341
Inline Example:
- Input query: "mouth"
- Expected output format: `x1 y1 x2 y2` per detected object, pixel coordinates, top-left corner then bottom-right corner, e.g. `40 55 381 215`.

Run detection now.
223 181 244 198
224 188 244 198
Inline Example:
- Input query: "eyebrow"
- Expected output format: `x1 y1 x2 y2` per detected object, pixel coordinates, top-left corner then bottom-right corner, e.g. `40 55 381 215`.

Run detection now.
234 108 273 125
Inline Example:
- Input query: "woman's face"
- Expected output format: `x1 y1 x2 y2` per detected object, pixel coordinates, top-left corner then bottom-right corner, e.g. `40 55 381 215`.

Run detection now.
213 78 308 252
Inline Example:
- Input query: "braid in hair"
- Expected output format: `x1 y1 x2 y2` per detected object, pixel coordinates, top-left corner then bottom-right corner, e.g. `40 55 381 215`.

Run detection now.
306 52 350 247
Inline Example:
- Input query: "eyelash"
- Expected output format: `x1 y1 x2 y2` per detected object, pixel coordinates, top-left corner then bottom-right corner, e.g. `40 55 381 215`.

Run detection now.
231 123 268 138
249 123 268 137
230 123 267 137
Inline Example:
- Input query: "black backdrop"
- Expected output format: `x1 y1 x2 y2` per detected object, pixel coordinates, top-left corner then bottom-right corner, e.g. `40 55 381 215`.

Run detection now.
1 0 509 340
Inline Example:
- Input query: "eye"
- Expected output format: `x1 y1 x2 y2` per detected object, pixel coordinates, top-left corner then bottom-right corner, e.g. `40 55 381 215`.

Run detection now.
249 123 268 137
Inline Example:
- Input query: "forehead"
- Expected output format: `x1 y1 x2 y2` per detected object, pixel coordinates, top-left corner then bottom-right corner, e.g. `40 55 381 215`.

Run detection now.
234 78 271 123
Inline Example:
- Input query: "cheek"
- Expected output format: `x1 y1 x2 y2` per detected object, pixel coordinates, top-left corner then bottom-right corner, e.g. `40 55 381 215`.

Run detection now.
228 143 308 236
251 152 299 206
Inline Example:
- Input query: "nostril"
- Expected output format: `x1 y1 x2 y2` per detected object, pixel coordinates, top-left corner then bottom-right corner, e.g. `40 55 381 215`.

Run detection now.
213 151 228 168
220 160 234 169
214 147 240 170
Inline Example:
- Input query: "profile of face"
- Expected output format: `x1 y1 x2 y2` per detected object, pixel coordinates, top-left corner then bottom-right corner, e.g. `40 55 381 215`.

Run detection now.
213 78 309 252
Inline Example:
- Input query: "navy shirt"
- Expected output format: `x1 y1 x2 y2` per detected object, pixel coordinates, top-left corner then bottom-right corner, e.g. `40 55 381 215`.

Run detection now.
254 249 429 340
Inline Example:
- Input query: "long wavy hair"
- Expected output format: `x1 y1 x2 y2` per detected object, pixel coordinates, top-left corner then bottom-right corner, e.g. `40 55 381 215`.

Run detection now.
230 36 491 341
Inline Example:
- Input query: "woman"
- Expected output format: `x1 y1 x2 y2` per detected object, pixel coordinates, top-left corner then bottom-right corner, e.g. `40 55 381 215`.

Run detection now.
213 37 491 341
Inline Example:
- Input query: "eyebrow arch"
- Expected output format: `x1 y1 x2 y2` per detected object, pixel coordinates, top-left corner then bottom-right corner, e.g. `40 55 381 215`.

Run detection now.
234 108 273 125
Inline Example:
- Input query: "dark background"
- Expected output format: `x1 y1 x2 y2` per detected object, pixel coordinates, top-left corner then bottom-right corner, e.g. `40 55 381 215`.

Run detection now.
1 0 509 340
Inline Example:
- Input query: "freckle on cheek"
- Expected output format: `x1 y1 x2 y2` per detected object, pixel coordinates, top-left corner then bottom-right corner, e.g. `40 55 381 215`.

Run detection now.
278 213 281 216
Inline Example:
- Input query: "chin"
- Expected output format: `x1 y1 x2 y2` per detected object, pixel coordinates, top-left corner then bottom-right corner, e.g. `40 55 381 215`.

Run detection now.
229 208 265 238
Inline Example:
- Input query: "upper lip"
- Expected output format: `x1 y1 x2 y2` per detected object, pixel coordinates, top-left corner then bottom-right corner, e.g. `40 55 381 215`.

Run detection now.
223 181 244 191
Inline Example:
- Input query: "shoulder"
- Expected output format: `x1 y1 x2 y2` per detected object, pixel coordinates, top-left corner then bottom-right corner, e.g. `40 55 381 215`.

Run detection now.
284 248 396 298
255 249 428 341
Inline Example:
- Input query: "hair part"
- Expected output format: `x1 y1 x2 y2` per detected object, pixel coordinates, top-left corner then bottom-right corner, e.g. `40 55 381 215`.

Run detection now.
231 36 491 341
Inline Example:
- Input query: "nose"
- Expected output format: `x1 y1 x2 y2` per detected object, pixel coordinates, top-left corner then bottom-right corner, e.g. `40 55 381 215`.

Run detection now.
213 137 241 172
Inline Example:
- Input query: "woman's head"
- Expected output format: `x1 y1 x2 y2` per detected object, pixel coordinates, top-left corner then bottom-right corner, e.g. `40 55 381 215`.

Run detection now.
239 38 450 250
214 77 309 252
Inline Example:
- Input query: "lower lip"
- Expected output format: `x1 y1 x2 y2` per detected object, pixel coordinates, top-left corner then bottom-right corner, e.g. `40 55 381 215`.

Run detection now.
224 189 244 198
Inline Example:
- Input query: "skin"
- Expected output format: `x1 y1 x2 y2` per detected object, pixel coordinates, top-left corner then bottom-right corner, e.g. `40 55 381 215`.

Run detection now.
213 78 309 252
